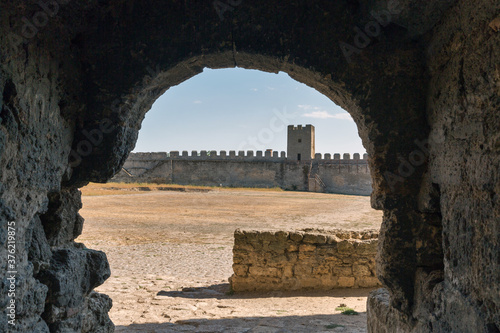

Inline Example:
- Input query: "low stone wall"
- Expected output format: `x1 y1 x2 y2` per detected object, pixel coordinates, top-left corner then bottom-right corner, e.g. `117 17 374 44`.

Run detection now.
230 229 381 291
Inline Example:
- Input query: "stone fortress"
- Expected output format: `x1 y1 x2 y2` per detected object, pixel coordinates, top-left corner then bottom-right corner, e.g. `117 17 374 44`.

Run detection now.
112 125 372 195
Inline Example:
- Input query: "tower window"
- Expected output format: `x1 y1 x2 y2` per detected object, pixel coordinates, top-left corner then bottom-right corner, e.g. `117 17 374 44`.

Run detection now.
298 138 302 143
297 153 301 161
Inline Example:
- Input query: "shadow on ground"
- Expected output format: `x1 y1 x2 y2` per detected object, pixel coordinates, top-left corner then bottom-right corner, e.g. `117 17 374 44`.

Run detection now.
156 283 373 300
115 313 368 332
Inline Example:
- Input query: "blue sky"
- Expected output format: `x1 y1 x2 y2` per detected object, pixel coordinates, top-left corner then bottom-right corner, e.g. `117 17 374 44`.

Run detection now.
133 68 366 155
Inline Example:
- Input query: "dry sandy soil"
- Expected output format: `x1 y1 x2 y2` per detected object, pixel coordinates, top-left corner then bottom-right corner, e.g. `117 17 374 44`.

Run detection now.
77 184 383 333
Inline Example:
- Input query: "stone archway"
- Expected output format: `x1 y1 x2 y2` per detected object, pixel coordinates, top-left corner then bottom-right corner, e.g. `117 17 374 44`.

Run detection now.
1 1 498 332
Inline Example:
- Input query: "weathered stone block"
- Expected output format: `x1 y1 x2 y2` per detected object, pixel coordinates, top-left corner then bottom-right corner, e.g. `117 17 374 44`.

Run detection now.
234 243 254 252
283 265 294 278
234 229 246 241
303 234 327 244
286 252 299 262
265 254 287 265
338 277 355 288
341 257 355 264
299 244 316 252
268 242 286 254
316 246 335 256
232 254 246 264
353 264 372 277
248 266 280 277
40 189 85 247
355 240 378 255
37 248 110 320
258 231 276 242
233 264 249 277
294 264 313 276
337 240 354 253
289 232 304 242
312 265 330 275
333 266 353 276
357 276 381 288
326 235 339 244
298 278 321 289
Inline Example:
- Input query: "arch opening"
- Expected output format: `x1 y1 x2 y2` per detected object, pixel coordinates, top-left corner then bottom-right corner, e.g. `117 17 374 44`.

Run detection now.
76 66 384 331
67 47 437 329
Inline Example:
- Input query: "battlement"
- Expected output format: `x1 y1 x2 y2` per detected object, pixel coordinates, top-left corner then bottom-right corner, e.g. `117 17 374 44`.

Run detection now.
127 151 369 163
288 124 314 131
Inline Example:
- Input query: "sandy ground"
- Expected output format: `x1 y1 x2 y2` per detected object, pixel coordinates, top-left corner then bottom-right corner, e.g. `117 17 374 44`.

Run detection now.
77 185 383 332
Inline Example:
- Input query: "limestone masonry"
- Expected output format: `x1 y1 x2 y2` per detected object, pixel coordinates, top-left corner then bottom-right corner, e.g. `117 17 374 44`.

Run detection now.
112 125 372 195
230 229 381 291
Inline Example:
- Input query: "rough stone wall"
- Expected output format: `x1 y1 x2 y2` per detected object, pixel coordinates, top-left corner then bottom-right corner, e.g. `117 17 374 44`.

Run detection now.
367 1 500 332
424 3 500 331
0 1 497 332
112 152 372 195
230 229 381 292
0 2 114 332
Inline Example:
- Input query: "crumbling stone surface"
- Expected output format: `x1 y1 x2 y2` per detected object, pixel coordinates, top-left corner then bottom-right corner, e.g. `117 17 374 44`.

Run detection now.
0 0 498 332
40 189 85 248
230 229 381 291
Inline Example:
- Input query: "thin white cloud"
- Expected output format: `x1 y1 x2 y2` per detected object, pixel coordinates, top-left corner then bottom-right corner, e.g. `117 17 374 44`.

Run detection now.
298 105 352 120
297 104 320 111
251 88 258 92
266 86 275 91
193 100 202 104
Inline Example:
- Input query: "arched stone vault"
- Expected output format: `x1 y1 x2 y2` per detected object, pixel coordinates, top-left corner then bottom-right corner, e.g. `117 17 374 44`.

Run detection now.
0 1 498 332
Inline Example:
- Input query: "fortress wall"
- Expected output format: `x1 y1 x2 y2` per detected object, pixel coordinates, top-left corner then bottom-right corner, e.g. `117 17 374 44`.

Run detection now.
230 229 381 291
112 152 372 195
123 151 368 163
171 160 281 188
317 162 372 196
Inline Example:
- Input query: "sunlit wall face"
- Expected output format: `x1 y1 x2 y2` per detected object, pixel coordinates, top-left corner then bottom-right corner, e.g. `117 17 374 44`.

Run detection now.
134 68 365 155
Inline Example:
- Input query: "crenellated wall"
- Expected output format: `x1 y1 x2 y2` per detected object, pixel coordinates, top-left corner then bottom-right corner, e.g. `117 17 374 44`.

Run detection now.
111 151 372 195
122 151 369 161
230 229 381 292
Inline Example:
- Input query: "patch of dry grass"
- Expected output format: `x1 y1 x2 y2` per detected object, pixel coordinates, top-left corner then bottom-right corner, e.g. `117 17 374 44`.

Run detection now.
81 182 283 196
78 187 382 246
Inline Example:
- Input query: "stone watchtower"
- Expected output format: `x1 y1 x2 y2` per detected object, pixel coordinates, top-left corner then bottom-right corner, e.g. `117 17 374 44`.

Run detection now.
287 125 315 161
